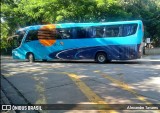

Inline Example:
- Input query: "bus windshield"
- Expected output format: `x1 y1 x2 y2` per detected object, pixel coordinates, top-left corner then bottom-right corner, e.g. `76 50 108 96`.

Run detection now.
13 30 26 48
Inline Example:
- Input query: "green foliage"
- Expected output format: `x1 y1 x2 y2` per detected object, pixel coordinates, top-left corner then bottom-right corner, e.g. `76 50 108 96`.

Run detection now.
1 0 160 49
1 22 10 49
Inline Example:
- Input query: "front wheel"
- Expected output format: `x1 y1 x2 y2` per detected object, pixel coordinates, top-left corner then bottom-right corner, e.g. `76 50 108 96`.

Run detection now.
95 52 107 63
28 53 35 63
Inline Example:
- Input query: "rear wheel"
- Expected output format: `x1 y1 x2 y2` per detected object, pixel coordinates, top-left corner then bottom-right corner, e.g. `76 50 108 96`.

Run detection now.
106 59 112 63
95 52 107 63
28 53 35 63
42 59 47 62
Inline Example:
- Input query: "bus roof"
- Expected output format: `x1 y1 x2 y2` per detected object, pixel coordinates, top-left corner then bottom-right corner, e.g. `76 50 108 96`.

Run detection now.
17 20 142 31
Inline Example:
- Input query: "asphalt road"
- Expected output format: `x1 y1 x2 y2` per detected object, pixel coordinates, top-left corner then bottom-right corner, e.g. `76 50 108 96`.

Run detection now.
1 55 160 113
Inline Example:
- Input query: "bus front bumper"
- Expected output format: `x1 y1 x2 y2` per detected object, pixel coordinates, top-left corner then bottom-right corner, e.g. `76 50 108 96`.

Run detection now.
12 50 25 60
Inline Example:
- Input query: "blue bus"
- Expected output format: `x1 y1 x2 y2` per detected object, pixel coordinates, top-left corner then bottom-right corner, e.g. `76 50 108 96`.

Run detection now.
12 20 144 63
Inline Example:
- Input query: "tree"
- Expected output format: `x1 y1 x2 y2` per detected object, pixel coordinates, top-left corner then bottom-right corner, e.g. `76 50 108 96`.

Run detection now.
119 0 160 46
1 0 160 50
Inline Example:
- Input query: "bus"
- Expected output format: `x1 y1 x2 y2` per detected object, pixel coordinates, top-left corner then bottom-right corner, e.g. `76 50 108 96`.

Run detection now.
12 20 144 63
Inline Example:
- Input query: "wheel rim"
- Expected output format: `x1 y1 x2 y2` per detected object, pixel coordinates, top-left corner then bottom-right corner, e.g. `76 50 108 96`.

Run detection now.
98 55 105 62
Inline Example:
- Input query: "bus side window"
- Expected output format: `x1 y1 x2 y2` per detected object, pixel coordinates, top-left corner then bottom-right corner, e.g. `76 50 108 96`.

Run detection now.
86 27 96 38
38 29 62 40
95 26 105 38
118 26 123 37
76 27 96 38
57 28 72 39
55 29 62 39
76 27 87 38
25 30 38 42
105 25 120 37
122 24 138 36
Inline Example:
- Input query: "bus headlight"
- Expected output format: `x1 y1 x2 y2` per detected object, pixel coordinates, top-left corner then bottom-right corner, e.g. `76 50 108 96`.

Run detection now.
12 50 20 58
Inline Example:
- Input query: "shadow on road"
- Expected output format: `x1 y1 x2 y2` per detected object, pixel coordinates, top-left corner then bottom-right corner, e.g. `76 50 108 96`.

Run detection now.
15 60 160 65
1 55 160 108
1 55 160 64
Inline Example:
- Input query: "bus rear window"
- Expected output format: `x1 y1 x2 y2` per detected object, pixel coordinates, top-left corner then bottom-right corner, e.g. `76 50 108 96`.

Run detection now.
122 24 138 36
104 24 138 37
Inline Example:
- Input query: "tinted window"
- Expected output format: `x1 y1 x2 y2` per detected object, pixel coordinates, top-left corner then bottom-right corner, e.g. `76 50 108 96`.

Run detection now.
25 30 38 42
15 30 26 46
38 29 61 39
87 27 96 38
76 27 88 38
39 23 137 40
103 24 137 38
122 24 137 36
57 28 72 39
105 25 123 37
74 27 95 38
16 30 26 40
96 26 105 38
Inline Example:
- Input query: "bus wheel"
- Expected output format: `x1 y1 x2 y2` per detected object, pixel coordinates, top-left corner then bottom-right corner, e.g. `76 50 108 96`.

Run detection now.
106 59 112 63
42 59 47 62
28 53 35 63
95 52 107 63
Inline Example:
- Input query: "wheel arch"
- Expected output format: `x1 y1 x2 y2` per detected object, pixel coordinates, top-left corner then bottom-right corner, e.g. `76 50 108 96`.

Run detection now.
26 52 34 59
94 51 108 60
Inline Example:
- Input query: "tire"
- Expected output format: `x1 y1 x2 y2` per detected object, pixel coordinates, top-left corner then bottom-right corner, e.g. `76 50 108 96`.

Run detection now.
42 59 47 62
95 52 107 63
28 53 35 63
106 59 112 63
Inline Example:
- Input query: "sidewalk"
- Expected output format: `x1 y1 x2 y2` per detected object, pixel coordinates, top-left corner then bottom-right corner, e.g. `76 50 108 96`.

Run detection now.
141 55 160 61
142 55 160 59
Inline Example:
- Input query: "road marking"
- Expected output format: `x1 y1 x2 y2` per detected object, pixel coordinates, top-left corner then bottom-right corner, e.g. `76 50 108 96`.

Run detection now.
102 74 160 113
101 74 153 105
33 76 47 104
2 71 117 112
64 72 118 113
114 68 122 70
93 70 101 73
94 71 157 105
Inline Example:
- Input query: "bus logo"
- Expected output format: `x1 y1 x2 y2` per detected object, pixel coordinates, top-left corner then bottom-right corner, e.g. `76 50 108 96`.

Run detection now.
38 24 56 46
